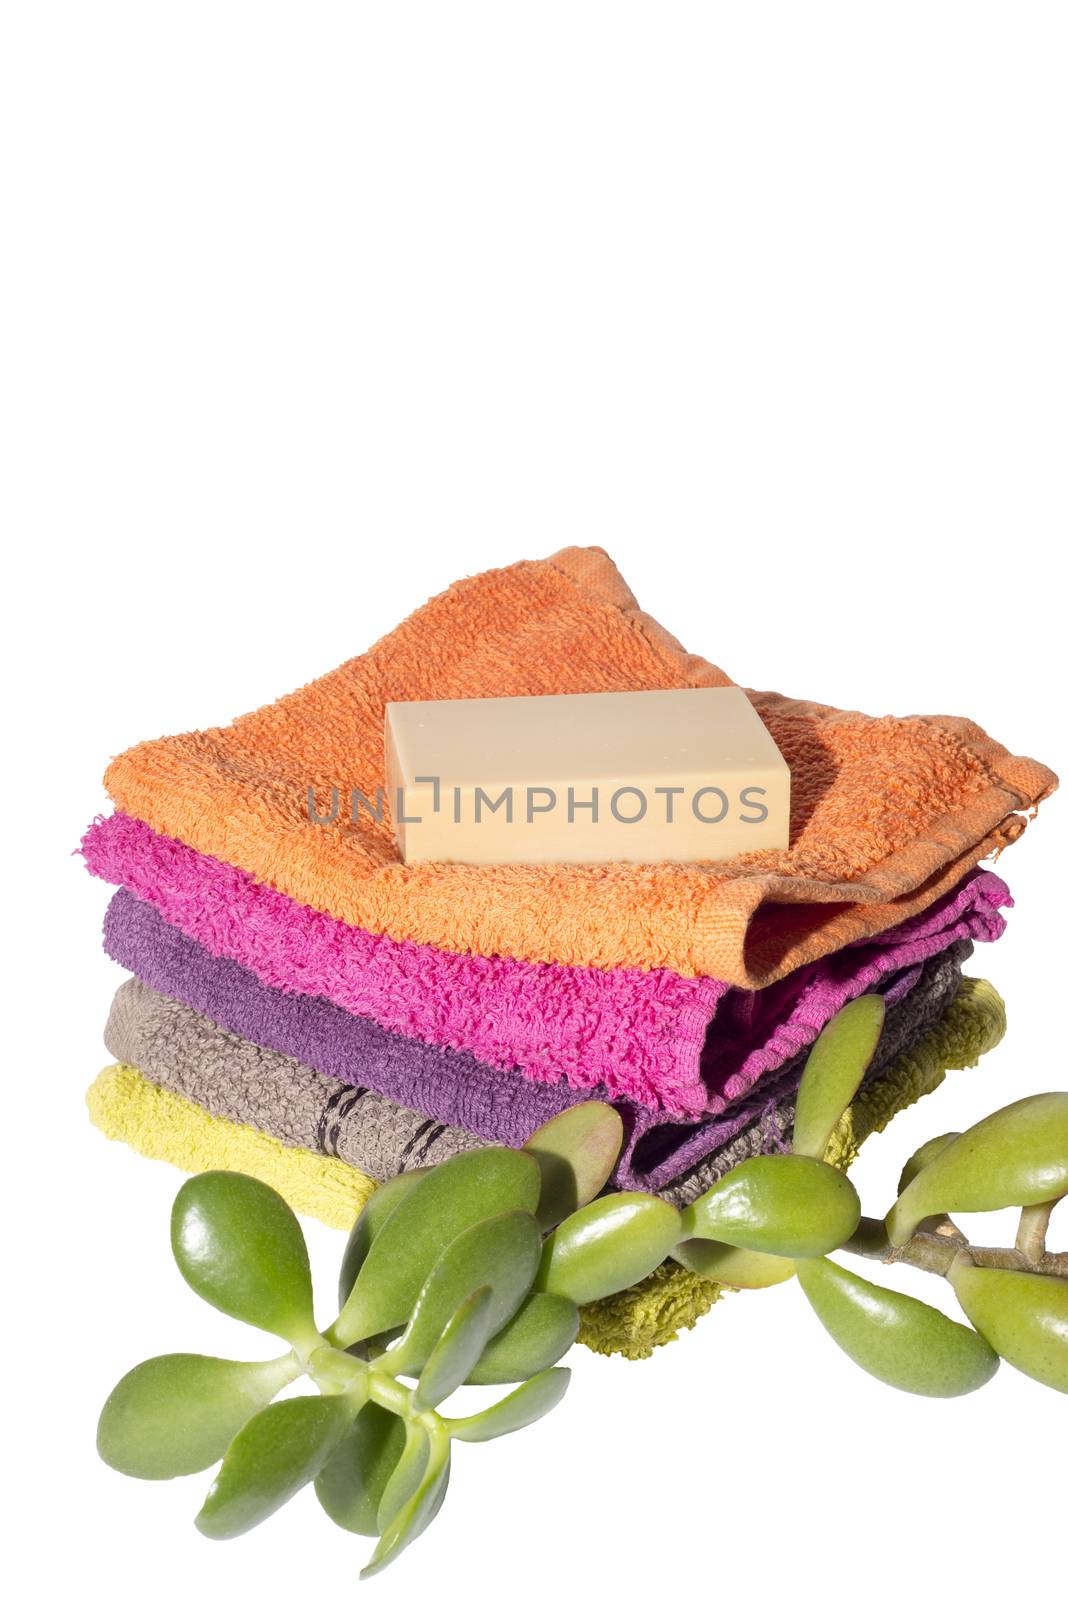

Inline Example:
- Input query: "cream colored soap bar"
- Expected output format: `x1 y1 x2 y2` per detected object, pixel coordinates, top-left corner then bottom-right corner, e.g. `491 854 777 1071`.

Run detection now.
385 686 790 866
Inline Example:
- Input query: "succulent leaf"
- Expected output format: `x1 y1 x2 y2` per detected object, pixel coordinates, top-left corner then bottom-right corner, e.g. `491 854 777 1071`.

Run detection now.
523 1104 624 1229
196 1395 352 1539
682 1154 860 1258
796 1256 999 1397
415 1287 496 1409
339 1172 426 1310
314 1404 407 1536
450 1366 571 1443
949 1259 1068 1394
97 1351 299 1480
171 1172 318 1346
793 995 885 1159
334 1148 540 1346
388 1210 541 1375
375 1422 431 1532
465 1292 580 1383
534 1192 683 1305
361 1440 450 1579
897 1132 960 1195
887 1093 1068 1246
671 1238 797 1288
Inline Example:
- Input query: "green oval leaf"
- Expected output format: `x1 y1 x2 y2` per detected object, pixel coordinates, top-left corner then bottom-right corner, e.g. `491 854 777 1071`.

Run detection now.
950 1260 1068 1394
97 1351 299 1480
796 1256 999 1397
897 1132 960 1195
388 1210 541 1376
171 1172 317 1346
671 1239 796 1288
415 1287 496 1409
361 1438 450 1579
333 1147 540 1346
196 1394 352 1540
681 1154 861 1258
376 1422 431 1533
338 1172 426 1310
534 1192 682 1305
450 1366 571 1443
523 1104 624 1229
314 1404 406 1536
793 995 885 1159
466 1292 580 1384
887 1093 1068 1246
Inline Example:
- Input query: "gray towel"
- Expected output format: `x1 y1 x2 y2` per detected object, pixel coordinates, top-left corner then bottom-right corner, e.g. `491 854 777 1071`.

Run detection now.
105 979 486 1181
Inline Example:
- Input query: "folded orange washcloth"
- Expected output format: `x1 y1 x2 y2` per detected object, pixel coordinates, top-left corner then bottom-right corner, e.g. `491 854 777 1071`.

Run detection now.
104 547 1056 984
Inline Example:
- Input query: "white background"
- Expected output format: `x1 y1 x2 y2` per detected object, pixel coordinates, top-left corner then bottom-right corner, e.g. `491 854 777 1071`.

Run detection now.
3 5 1066 1598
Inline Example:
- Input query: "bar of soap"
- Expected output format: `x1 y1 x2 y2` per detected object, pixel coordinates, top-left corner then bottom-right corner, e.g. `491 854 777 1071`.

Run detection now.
384 686 790 866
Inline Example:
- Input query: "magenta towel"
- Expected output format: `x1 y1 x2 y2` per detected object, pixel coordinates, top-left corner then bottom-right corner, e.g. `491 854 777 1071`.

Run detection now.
82 813 1010 1116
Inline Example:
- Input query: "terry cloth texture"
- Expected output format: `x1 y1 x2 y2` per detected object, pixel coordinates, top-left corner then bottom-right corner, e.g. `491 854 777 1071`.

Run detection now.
578 976 1007 1358
98 868 1008 1120
86 976 1006 1360
86 1063 376 1228
99 546 1055 985
106 978 487 1182
102 889 979 1189
104 938 966 1200
656 938 966 1204
82 811 1011 1115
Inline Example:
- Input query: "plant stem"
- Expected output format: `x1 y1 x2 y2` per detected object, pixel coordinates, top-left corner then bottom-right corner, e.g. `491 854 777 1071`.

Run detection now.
842 1216 1068 1278
1016 1201 1055 1264
369 1363 424 1420
842 1216 893 1260
307 1344 370 1399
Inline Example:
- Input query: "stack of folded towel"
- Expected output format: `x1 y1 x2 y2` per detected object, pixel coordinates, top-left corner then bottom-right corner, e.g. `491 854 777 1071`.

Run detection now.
81 547 1056 1357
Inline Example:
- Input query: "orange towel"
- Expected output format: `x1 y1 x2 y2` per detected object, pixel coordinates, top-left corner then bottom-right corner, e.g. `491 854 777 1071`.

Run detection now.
104 547 1056 985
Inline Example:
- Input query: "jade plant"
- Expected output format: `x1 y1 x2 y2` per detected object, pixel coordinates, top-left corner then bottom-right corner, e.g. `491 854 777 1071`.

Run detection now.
98 997 1068 1576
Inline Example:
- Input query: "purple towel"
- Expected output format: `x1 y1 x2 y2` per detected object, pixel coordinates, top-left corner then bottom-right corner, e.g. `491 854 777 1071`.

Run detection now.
82 812 1011 1117
103 889 974 1190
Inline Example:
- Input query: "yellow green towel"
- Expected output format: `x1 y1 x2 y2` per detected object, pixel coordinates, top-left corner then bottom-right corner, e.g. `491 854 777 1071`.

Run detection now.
87 1062 377 1227
86 976 1005 1359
